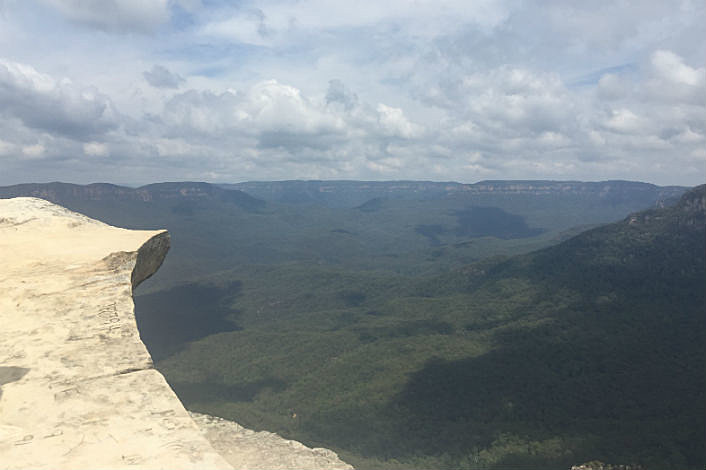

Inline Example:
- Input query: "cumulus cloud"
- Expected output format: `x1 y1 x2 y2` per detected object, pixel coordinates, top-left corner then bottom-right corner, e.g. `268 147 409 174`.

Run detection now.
40 0 170 33
602 109 644 134
0 59 120 139
144 65 185 89
160 80 346 145
426 65 576 153
376 104 423 139
651 49 703 87
645 49 706 103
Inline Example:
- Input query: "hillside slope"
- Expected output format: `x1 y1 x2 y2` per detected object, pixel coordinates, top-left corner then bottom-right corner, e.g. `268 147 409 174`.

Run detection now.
150 185 704 470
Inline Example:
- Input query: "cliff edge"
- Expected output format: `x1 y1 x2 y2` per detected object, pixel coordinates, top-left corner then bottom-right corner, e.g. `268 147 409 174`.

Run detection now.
0 197 352 470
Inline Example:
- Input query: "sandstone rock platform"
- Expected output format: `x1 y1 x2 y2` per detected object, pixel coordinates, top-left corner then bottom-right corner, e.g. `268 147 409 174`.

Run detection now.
0 197 352 470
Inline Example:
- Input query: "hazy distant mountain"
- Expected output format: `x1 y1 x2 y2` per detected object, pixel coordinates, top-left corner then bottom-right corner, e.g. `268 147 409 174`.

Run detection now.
222 179 685 208
0 181 265 212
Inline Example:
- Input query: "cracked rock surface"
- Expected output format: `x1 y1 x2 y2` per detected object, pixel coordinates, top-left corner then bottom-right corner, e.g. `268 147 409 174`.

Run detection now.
0 197 230 469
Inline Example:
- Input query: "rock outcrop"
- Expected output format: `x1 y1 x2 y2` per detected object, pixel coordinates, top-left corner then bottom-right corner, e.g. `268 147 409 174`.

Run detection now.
570 462 645 470
191 413 352 470
0 197 352 470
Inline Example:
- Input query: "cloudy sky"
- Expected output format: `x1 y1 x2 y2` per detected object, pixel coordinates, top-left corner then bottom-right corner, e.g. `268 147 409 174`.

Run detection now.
0 0 704 186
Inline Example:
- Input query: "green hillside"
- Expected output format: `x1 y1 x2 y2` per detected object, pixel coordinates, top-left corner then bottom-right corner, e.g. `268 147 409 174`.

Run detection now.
144 185 702 469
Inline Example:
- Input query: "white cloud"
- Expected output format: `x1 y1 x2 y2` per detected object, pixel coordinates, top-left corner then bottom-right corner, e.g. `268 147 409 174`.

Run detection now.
83 141 109 157
433 66 573 136
0 138 14 156
651 49 704 87
602 109 644 134
160 80 347 147
22 143 45 158
376 104 423 139
645 49 705 103
0 58 120 139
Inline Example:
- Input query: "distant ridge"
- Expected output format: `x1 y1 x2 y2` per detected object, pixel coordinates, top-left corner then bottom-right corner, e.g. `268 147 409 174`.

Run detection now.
220 180 686 208
0 181 266 212
0 180 685 211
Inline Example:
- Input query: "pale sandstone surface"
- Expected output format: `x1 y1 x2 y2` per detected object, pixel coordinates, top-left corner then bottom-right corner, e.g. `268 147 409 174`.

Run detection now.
0 197 353 470
0 197 231 469
191 412 353 470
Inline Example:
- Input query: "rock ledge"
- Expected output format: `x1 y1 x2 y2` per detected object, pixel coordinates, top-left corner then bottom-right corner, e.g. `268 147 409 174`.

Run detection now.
0 197 351 470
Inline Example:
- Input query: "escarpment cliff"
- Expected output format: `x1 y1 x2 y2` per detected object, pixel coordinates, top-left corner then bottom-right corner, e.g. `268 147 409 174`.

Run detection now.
0 197 352 470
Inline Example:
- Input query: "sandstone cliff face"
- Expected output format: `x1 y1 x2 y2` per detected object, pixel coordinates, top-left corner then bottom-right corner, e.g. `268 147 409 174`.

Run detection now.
0 197 352 470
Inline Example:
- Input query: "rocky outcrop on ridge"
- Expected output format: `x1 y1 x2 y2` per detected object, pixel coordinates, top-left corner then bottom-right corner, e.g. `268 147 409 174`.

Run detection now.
570 462 645 470
0 197 352 470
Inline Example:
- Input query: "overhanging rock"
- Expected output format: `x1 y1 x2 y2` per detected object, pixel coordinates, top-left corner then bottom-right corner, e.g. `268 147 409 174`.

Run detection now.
0 197 231 469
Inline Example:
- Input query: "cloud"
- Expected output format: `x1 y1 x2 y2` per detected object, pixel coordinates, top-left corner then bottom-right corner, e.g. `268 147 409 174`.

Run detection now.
0 1 704 186
159 80 348 145
200 9 271 46
326 79 357 111
645 49 705 103
651 50 703 86
40 0 170 33
0 138 15 157
22 143 45 158
602 109 644 134
596 73 629 100
83 141 109 157
144 65 185 89
427 66 574 140
0 58 120 139
376 104 422 139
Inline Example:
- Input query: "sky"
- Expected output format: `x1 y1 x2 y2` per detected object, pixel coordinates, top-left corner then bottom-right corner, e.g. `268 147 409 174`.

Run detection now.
0 0 704 186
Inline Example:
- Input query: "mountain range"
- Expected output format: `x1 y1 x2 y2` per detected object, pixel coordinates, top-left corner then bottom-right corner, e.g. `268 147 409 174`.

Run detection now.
220 180 684 209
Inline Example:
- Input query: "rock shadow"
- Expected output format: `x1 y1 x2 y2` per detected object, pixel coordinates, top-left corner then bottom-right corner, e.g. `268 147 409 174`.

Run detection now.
170 377 288 405
0 366 29 401
454 206 544 239
134 281 243 361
